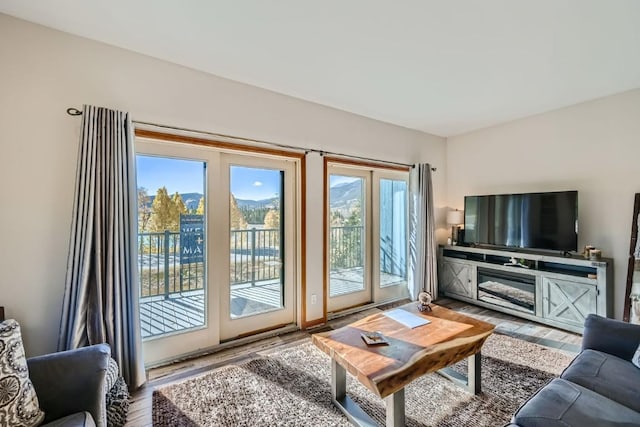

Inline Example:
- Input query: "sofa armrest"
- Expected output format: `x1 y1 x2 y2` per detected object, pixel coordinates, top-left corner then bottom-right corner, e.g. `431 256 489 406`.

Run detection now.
27 344 110 427
582 314 640 361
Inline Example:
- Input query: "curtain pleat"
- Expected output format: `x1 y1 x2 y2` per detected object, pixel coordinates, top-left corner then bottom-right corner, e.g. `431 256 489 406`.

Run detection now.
59 105 145 389
408 163 438 300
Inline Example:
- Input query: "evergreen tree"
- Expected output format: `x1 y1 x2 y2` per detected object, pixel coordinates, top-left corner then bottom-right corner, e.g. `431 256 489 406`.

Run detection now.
137 187 152 232
330 210 345 226
172 192 187 230
230 194 248 230
263 209 280 230
173 192 187 215
263 209 280 247
196 196 205 215
345 200 362 226
150 187 175 231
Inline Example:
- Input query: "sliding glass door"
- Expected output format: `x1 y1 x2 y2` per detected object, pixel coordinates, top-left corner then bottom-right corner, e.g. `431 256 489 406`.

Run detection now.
136 140 298 365
326 163 408 313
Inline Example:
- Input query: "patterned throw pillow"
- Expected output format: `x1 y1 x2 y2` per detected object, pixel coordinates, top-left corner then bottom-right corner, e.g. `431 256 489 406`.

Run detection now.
0 319 45 426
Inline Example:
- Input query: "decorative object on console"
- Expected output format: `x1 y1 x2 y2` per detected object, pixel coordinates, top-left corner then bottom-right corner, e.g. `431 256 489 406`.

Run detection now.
583 245 596 259
589 248 602 260
417 291 432 311
446 209 464 245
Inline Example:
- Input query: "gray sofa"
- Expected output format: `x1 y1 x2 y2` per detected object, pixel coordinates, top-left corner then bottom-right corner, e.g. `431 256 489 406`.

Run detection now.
509 314 640 426
28 344 111 427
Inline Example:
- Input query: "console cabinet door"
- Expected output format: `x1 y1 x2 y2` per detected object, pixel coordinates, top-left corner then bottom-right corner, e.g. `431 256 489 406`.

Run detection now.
541 276 597 328
440 259 476 299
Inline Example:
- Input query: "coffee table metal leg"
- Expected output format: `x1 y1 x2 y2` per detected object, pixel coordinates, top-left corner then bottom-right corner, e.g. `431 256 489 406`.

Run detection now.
437 351 482 395
468 352 481 394
331 359 388 427
385 388 405 427
332 358 347 400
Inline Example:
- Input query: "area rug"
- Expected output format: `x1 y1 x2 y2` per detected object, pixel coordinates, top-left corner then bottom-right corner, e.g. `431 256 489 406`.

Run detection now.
152 333 574 426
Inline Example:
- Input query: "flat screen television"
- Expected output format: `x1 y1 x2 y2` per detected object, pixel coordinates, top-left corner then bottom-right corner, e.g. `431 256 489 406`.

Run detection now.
463 190 578 252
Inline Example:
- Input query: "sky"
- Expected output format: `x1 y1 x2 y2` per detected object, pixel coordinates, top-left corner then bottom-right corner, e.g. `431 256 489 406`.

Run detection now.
136 155 281 200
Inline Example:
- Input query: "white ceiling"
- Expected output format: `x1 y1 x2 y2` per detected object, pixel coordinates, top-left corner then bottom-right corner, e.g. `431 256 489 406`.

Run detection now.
2 1 640 136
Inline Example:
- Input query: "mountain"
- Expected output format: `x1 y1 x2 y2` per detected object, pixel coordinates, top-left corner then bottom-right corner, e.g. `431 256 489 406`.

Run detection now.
141 180 360 212
145 192 278 211
179 193 203 211
235 197 279 209
329 180 362 208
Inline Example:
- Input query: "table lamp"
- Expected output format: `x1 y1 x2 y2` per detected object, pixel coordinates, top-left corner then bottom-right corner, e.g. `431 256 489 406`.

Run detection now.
446 209 464 245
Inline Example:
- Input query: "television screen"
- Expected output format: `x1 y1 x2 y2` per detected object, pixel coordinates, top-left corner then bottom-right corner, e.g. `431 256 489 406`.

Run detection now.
463 191 578 251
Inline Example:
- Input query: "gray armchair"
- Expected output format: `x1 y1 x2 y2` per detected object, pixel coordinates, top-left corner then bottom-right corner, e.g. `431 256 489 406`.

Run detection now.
28 344 111 427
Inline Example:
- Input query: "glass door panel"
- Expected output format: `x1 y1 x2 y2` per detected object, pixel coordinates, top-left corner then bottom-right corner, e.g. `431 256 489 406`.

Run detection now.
374 174 410 303
329 175 365 296
327 168 371 312
379 179 408 287
136 155 207 339
229 166 284 318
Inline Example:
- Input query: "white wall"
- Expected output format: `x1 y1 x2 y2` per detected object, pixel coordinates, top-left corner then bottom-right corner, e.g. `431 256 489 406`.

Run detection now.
0 14 447 356
447 89 640 319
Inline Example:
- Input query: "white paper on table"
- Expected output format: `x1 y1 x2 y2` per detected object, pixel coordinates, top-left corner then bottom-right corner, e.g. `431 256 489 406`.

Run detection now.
383 308 430 329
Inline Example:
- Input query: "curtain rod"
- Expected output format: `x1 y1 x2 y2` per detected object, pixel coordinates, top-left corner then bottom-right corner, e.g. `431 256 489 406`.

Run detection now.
66 107 436 171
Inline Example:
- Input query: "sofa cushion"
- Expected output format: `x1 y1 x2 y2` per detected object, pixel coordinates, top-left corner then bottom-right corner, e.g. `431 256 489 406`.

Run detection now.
41 412 96 427
561 349 640 412
511 378 640 427
582 314 640 361
0 319 45 427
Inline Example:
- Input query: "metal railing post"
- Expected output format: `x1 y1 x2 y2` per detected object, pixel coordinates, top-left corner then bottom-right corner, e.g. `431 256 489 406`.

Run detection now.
250 227 256 286
164 230 170 299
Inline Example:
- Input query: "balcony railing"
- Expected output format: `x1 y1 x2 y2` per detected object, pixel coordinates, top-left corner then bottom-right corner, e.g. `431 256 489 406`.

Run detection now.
138 225 403 299
329 225 364 270
138 228 281 298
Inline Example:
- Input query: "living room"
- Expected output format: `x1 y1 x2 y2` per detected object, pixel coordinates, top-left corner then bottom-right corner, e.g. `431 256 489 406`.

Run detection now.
1 2 640 426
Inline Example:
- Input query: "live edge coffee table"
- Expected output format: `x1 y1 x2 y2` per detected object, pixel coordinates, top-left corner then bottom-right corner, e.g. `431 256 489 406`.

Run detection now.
312 303 494 427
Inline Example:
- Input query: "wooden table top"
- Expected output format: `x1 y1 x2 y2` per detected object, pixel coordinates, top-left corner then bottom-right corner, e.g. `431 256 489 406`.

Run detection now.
312 303 494 398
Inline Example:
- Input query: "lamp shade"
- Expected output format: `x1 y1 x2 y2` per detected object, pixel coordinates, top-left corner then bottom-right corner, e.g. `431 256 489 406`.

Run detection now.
447 210 464 225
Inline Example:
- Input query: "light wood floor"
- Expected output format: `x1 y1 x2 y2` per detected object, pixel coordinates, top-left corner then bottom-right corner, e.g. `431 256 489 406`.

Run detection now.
124 298 582 426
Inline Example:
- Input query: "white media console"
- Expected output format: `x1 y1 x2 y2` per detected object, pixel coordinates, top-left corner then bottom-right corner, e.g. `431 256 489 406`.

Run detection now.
438 245 613 334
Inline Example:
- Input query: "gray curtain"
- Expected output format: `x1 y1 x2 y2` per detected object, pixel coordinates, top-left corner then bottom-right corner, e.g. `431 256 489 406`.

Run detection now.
59 105 145 389
408 163 438 300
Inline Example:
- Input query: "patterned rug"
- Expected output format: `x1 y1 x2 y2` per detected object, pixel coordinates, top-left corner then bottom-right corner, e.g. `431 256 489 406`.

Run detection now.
152 333 574 426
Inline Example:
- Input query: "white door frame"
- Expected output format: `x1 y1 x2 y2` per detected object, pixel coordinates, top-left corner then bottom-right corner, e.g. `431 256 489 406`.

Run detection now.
136 139 220 366
218 153 297 340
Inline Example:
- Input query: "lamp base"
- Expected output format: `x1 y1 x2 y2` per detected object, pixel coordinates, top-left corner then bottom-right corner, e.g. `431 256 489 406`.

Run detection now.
451 226 461 245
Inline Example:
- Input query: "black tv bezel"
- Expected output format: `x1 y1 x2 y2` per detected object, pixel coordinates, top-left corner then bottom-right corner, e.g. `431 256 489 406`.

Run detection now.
462 190 578 253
